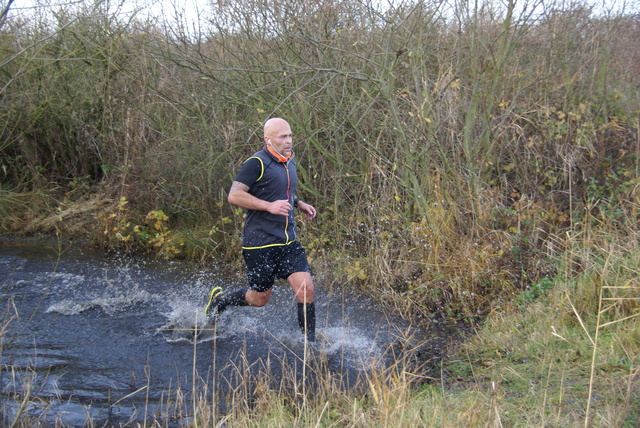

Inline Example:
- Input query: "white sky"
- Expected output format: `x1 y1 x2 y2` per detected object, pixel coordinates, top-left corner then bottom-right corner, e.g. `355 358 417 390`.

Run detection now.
6 0 208 25
5 0 635 27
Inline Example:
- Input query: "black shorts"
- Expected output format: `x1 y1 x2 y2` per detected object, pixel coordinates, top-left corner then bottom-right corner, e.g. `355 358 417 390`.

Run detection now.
242 241 310 292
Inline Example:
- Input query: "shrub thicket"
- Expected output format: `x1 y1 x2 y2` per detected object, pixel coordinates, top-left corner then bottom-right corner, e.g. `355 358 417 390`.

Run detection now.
0 0 638 318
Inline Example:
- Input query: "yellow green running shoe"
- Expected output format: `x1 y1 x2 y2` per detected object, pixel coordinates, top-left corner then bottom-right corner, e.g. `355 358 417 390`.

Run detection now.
204 286 224 316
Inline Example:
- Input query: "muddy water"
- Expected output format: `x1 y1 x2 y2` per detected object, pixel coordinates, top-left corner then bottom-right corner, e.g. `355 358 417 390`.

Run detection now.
0 237 443 426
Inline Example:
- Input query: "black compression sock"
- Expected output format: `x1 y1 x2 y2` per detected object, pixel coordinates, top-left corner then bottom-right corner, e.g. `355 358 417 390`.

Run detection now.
217 288 249 313
297 302 316 342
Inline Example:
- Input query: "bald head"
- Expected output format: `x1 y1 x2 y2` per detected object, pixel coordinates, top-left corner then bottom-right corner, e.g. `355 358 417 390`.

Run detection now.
264 118 290 137
264 118 293 157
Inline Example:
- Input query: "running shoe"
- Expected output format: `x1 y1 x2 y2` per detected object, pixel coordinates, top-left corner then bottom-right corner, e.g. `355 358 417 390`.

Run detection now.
204 286 224 316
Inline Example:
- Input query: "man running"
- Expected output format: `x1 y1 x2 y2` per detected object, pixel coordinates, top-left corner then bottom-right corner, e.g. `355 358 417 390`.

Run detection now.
205 118 317 341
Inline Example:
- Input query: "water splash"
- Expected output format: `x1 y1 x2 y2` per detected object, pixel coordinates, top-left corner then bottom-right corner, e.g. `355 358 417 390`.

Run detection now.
46 282 159 315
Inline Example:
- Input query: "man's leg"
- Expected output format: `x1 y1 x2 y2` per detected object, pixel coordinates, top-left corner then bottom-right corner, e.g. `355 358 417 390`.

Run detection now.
206 288 272 316
288 271 315 341
206 246 275 317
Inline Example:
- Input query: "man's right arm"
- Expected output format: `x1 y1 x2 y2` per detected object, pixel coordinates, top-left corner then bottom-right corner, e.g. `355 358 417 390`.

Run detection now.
228 181 292 216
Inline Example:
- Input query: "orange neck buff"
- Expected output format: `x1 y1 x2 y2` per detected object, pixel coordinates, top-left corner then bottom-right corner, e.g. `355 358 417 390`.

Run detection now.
266 144 291 163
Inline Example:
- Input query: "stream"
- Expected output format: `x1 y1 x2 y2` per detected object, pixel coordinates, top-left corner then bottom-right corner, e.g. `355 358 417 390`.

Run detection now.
0 237 448 426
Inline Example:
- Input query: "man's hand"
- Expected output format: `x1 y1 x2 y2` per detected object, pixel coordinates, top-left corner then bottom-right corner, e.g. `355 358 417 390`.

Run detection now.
297 201 317 220
268 199 293 216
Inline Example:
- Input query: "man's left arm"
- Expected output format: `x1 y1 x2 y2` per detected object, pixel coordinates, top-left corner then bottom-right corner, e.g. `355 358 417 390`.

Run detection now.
295 198 317 220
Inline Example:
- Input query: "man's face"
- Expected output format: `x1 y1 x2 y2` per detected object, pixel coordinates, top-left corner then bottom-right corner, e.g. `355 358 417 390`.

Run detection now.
266 120 293 156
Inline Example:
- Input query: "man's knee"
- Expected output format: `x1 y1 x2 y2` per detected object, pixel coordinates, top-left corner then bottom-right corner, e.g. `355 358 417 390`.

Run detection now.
297 286 314 303
291 273 314 302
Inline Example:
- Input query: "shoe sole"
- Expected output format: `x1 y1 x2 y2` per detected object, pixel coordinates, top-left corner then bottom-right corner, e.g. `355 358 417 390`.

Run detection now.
204 286 224 315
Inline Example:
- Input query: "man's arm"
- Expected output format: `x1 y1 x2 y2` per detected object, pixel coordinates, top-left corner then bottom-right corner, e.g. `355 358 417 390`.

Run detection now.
228 181 292 216
295 199 317 220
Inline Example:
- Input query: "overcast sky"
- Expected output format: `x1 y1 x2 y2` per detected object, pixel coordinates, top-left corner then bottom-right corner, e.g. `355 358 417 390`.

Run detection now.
7 0 208 24
6 0 635 28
